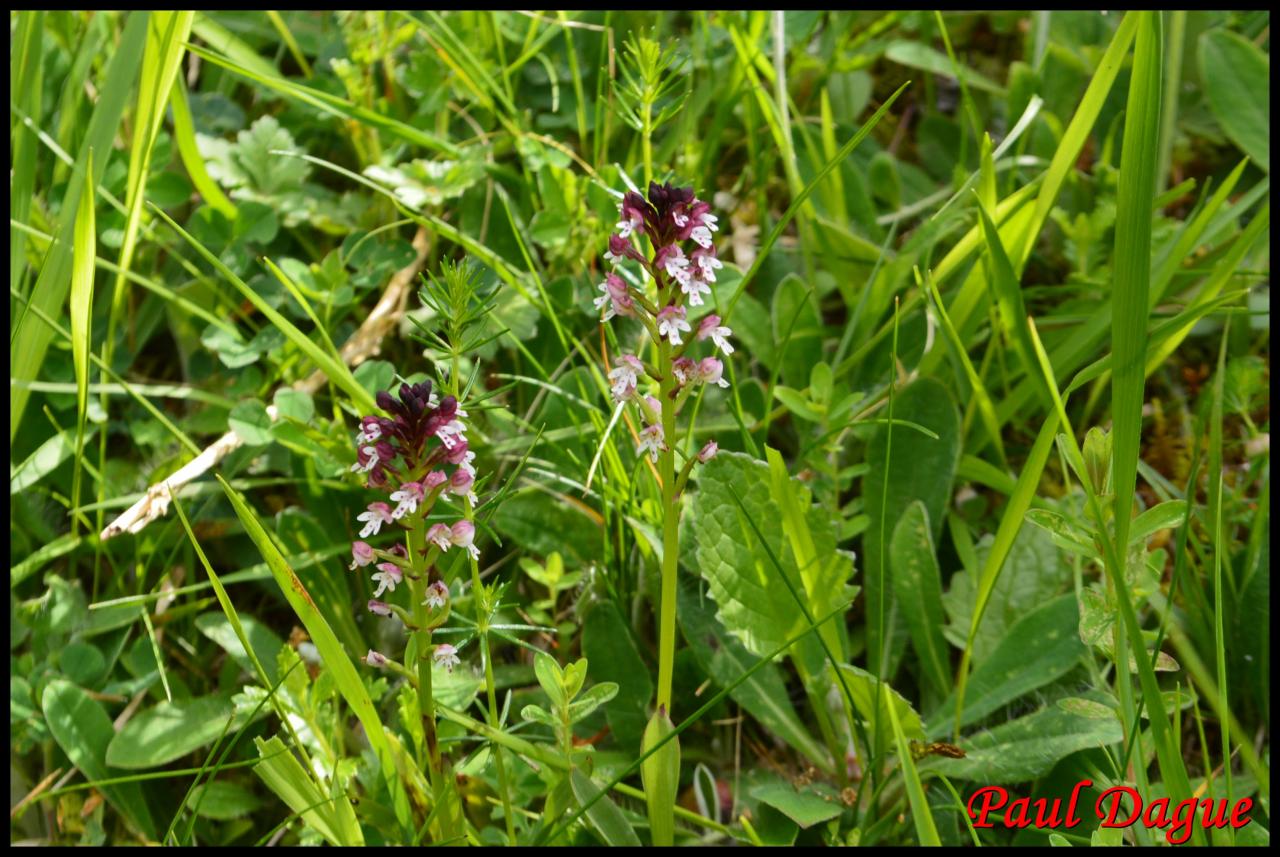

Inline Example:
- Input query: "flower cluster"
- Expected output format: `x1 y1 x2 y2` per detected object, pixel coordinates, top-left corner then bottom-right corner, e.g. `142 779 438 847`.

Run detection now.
350 379 474 673
597 181 730 466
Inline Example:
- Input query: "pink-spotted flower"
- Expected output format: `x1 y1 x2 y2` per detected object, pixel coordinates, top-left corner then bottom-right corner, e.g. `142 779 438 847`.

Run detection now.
698 440 719 463
357 502 395 538
350 444 381 474
433 643 461 673
366 649 389 668
608 355 644 402
637 423 666 463
350 540 375 570
681 274 712 307
692 247 722 283
656 305 691 346
423 580 450 610
357 416 384 444
696 314 734 354
390 482 426 519
371 562 402 598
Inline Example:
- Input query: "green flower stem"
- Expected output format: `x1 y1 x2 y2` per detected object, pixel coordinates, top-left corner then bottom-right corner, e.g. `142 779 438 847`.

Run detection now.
655 338 680 713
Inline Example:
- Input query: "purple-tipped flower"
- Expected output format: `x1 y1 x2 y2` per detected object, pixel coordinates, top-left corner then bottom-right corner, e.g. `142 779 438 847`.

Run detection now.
366 649 389 668
423 580 450 610
357 416 384 444
390 482 426 519
698 440 719 463
433 643 461 673
608 354 644 402
691 246 722 283
695 356 729 389
696 314 734 354
350 540 376 570
641 395 662 423
371 562 403 598
656 305 690 346
450 520 480 560
357 502 395 538
367 599 392 617
594 273 634 322
449 468 476 503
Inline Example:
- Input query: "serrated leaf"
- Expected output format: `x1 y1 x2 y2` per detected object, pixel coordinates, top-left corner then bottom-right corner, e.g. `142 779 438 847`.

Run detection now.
232 115 309 195
688 451 852 661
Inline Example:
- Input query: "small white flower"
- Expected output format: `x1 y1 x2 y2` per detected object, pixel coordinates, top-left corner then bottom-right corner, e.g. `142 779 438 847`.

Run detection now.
608 355 643 402
349 540 375 570
681 276 712 307
695 252 723 283
389 482 425 519
698 212 719 232
662 246 690 280
656 306 691 346
690 225 714 249
427 523 453 552
357 502 395 538
371 562 402 598
616 215 642 238
437 419 467 450
697 315 734 355
433 644 461 673
696 357 729 389
637 423 666 463
450 520 480 560
423 580 450 610
698 440 719 463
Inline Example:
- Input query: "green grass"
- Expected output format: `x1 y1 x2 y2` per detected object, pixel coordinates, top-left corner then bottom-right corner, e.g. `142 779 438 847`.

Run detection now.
9 10 1270 847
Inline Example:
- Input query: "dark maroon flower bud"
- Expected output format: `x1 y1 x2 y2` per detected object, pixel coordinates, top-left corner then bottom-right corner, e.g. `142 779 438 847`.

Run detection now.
376 390 396 412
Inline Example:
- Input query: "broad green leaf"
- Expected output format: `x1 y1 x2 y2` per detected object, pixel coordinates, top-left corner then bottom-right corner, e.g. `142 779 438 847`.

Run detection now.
890 502 951 699
677 585 829 769
189 780 264 820
42 680 156 838
1128 500 1187 545
229 400 273 446
11 427 94 495
750 777 844 828
195 612 285 684
688 451 853 661
1198 29 1269 171
582 600 652 751
934 707 1123 783
884 40 1004 94
273 388 315 423
106 695 244 768
569 768 641 846
929 594 1085 734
